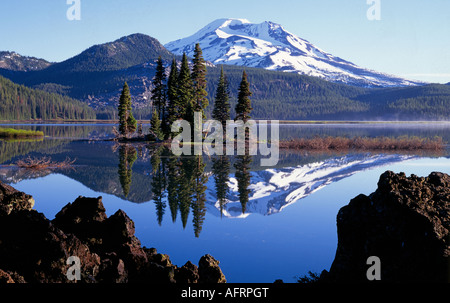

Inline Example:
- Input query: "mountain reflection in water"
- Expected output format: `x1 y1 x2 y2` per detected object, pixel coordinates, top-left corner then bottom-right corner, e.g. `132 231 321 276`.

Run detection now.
1 124 449 282
0 137 425 237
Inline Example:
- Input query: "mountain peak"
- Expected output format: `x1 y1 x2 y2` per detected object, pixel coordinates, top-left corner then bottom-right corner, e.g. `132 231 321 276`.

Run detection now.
217 18 251 25
50 33 173 73
165 19 420 87
0 51 52 71
206 18 251 29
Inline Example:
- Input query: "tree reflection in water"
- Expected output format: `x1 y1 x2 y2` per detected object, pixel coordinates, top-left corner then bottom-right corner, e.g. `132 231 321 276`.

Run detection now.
117 144 137 198
116 144 252 237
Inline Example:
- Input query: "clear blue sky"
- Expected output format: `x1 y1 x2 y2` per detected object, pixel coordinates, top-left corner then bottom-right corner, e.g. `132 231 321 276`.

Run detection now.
1 0 449 83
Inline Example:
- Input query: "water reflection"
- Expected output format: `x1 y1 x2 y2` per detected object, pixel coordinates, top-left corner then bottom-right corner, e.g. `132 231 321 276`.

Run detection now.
212 155 231 217
1 124 450 282
113 143 255 237
150 146 167 226
1 123 449 239
233 154 252 215
113 143 435 238
117 144 138 198
1 137 446 239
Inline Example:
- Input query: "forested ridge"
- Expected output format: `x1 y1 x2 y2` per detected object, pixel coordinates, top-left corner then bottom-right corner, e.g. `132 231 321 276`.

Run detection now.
206 65 369 120
205 65 450 120
0 75 95 120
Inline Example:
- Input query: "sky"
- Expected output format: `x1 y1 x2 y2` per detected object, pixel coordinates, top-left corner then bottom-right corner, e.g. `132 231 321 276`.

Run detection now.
1 0 449 83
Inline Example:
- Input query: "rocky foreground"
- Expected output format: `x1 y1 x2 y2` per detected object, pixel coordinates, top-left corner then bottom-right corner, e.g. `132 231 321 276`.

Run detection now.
1 170 449 284
0 182 226 283
321 171 450 283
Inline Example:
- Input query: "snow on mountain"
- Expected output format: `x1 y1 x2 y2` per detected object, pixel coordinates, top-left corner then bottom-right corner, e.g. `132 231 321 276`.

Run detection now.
205 154 417 218
165 18 421 87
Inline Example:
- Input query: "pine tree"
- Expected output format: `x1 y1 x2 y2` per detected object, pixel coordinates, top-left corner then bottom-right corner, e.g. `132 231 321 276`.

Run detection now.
177 53 194 121
212 65 231 133
118 82 131 136
235 70 252 123
151 56 167 122
167 59 178 119
126 100 137 135
166 58 179 138
192 43 208 119
234 69 252 213
177 53 196 144
117 81 137 137
150 109 164 141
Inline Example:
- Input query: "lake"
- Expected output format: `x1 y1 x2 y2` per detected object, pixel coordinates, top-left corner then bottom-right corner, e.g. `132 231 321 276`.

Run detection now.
1 122 449 282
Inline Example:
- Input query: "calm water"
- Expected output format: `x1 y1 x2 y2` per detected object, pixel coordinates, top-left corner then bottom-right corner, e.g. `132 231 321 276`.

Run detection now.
1 122 449 282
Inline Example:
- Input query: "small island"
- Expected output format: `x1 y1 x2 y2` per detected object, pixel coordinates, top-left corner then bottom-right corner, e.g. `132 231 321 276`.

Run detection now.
0 127 44 139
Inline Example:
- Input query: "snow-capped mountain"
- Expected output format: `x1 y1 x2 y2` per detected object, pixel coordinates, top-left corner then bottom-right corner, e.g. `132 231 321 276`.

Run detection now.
165 18 420 87
205 153 417 218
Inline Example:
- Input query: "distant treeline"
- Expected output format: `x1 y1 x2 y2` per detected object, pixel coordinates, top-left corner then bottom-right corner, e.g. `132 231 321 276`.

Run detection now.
205 65 369 120
205 65 450 120
2 61 450 121
110 66 450 121
0 75 96 120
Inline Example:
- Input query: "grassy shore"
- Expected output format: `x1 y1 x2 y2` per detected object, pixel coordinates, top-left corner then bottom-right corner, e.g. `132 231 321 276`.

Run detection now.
0 127 44 139
279 136 445 151
276 120 450 125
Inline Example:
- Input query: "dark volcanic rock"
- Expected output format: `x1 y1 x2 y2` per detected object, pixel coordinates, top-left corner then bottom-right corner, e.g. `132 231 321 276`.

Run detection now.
198 254 227 283
0 269 26 283
323 171 450 282
176 261 200 283
96 253 128 283
52 196 107 245
0 203 100 283
0 182 35 215
0 182 226 283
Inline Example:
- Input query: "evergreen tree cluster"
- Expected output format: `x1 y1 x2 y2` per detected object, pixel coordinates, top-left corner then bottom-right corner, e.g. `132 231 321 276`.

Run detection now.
0 75 95 120
115 44 254 140
144 44 253 141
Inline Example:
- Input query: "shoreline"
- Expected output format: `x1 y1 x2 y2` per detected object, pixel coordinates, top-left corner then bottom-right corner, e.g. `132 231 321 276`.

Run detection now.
279 136 447 151
1 119 450 125
0 127 44 139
